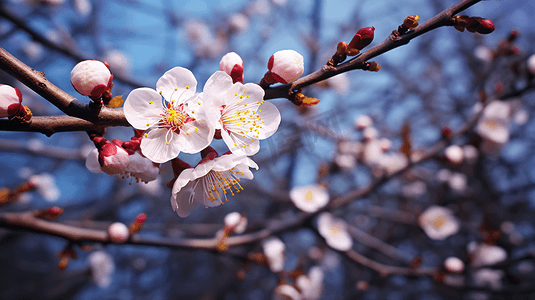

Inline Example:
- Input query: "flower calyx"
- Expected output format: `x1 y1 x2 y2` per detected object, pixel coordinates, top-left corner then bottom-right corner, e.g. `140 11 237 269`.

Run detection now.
291 92 320 106
397 15 420 35
364 61 381 72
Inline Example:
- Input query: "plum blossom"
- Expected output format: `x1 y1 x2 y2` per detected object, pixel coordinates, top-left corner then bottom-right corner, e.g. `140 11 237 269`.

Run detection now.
224 211 248 234
317 212 353 251
263 49 304 84
290 184 329 213
296 266 324 299
28 173 60 202
273 284 301 300
204 71 281 156
444 257 465 273
88 251 115 288
171 152 258 217
0 84 23 118
445 144 464 164
262 237 286 272
468 243 507 267
124 67 216 163
476 100 511 155
418 205 460 240
70 60 113 98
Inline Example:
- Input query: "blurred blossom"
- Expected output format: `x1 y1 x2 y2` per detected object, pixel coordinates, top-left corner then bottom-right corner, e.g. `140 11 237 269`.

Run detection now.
102 50 130 76
296 266 324 300
418 205 460 240
379 152 408 176
271 0 287 6
27 138 44 152
401 181 427 198
362 139 383 166
22 41 43 61
325 73 349 95
448 172 468 193
88 251 115 288
249 0 271 16
362 127 378 141
472 268 504 291
290 184 329 213
379 138 392 152
317 212 353 251
476 101 511 155
436 168 452 182
354 115 373 130
273 284 301 300
224 212 248 234
28 173 60 202
74 0 92 16
337 140 361 156
185 20 210 42
513 109 529 125
463 145 479 164
474 46 493 62
229 13 249 33
443 274 465 287
468 243 507 267
527 54 535 74
262 237 286 272
445 145 464 165
17 167 34 179
334 154 356 171
444 257 465 273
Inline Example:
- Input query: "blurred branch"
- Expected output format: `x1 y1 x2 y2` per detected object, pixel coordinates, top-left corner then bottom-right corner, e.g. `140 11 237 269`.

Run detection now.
345 249 437 277
0 6 146 88
264 0 483 101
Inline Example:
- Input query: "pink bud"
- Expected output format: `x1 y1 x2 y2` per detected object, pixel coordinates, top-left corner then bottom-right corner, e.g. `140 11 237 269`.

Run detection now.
219 52 244 83
71 60 113 98
98 143 130 175
107 222 129 244
444 257 464 273
348 27 375 51
108 222 130 244
265 49 304 84
0 84 23 118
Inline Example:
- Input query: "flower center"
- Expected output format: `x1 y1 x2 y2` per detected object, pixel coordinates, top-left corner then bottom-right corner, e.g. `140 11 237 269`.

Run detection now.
305 190 314 202
164 107 188 129
202 167 244 205
330 225 341 236
432 216 445 228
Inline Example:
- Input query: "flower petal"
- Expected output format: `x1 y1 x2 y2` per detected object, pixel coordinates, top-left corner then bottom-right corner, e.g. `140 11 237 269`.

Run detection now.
85 148 103 173
203 71 233 106
170 180 201 218
124 88 164 130
173 118 215 154
156 67 197 103
254 101 281 139
222 130 261 156
140 128 181 163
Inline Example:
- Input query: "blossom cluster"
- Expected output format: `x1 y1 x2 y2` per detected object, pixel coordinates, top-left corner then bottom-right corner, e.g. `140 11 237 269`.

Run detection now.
74 50 306 217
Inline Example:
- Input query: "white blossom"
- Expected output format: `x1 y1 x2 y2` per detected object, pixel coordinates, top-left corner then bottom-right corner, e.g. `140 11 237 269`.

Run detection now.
290 184 329 213
204 71 281 155
88 251 115 288
171 153 258 217
266 50 304 84
273 284 301 300
124 67 216 163
0 84 23 118
263 237 286 272
354 115 373 130
527 54 535 74
70 60 112 98
28 173 60 202
445 145 464 164
317 212 353 251
418 206 460 240
224 212 248 234
444 257 465 273
296 266 324 300
473 268 504 291
469 243 507 268
107 222 129 244
476 100 511 155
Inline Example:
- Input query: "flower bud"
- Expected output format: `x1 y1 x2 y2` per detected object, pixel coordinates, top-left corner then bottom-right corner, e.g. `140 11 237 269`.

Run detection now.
527 54 535 75
403 15 420 30
444 257 465 273
264 49 304 84
99 142 130 175
0 84 23 118
336 41 348 55
219 52 244 83
71 60 113 98
224 212 248 234
129 213 147 235
348 27 375 54
107 222 129 243
444 144 464 165
466 17 495 34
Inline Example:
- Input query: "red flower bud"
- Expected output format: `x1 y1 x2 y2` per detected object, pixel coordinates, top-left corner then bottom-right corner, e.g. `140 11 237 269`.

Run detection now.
347 27 375 54
403 15 420 30
129 213 147 235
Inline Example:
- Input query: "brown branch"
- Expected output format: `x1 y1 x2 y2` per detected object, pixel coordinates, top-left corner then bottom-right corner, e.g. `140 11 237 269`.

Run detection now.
264 0 483 100
345 249 437 277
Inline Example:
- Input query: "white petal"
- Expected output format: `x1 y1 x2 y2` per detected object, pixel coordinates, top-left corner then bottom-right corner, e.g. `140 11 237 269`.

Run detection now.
203 71 233 106
172 168 195 194
85 148 103 173
123 88 164 129
254 101 281 139
171 180 201 218
140 128 181 163
156 67 197 103
173 118 215 154
226 131 261 156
